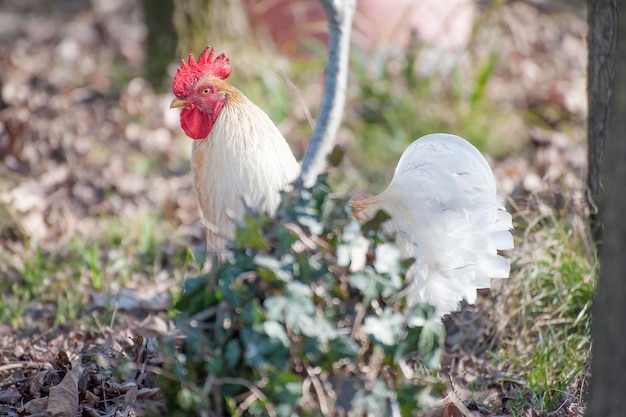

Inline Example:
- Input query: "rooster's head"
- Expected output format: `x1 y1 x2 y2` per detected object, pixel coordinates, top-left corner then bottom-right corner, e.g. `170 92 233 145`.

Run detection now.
170 46 232 140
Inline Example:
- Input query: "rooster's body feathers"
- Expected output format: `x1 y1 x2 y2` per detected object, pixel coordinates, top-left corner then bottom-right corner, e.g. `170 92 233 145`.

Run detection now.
190 83 300 251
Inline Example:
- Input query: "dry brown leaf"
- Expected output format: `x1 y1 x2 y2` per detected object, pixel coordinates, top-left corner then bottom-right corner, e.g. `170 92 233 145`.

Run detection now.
46 366 80 417
28 371 47 398
81 390 100 407
422 404 465 417
22 397 48 415
0 390 21 404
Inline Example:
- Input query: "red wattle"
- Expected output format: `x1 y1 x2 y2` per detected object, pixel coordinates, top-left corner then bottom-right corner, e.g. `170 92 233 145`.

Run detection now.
180 108 212 140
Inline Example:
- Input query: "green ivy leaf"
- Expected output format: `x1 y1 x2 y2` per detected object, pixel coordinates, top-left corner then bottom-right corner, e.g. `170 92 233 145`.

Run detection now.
417 320 445 369
263 320 290 347
349 267 401 303
327 334 360 361
265 372 304 417
352 378 391 416
241 326 289 371
294 208 324 235
349 268 381 303
205 354 224 374
363 308 404 350
267 222 298 253
254 254 294 282
294 252 328 283
241 299 265 326
175 276 217 316
397 304 445 368
265 281 337 341
224 339 242 369
396 382 432 415
235 213 271 250
217 269 254 309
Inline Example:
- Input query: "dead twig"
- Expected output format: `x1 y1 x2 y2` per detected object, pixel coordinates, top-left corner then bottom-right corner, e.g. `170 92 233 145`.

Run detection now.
306 366 332 416
278 69 315 129
0 361 53 372
445 375 477 417
217 376 277 417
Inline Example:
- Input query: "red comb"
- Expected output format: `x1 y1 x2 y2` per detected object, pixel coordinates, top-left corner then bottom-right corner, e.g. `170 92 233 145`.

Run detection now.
172 46 232 98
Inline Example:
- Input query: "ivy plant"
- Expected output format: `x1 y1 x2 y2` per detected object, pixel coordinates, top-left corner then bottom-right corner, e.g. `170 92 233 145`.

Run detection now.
157 174 444 417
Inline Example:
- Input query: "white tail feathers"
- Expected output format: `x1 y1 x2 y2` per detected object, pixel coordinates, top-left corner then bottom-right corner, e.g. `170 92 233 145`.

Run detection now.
351 134 514 318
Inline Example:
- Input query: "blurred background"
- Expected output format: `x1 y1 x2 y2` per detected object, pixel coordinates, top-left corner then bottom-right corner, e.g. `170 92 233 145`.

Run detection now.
0 1 592 414
0 0 588 322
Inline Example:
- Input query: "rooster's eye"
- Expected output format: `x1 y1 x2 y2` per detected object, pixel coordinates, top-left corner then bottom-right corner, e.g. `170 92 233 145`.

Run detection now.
202 88 211 94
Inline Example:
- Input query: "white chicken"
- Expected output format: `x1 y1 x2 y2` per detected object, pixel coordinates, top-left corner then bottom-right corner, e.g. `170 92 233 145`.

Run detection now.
351 134 514 316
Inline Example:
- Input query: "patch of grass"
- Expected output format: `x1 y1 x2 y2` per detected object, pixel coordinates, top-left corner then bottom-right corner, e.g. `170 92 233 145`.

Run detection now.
1 241 86 327
492 211 595 415
239 69 294 124
344 44 522 191
0 211 196 329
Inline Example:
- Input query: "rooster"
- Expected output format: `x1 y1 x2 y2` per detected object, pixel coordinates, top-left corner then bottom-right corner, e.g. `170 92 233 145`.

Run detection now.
170 46 513 317
170 46 300 252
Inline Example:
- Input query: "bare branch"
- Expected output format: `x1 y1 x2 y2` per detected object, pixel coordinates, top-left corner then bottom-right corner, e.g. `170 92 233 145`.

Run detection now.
299 0 356 187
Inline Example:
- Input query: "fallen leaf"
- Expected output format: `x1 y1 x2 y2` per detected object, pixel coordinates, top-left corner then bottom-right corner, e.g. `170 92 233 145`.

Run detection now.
46 366 80 417
22 397 48 415
81 390 100 407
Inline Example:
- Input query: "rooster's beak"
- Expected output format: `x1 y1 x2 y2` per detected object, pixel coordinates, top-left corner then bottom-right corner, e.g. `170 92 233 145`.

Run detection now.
170 98 188 109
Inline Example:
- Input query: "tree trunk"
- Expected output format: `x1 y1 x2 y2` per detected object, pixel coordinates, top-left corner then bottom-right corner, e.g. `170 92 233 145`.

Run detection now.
585 2 626 416
586 0 617 241
172 0 253 60
142 0 177 90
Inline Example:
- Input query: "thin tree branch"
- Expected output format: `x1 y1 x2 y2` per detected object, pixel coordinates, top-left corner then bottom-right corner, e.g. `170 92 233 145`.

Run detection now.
299 0 356 187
